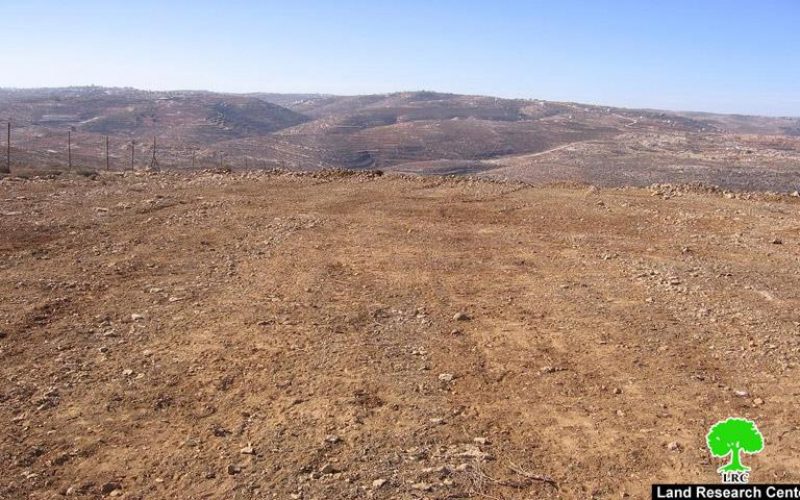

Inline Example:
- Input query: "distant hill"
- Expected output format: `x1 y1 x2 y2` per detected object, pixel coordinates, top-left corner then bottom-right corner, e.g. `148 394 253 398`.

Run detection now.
2 87 800 191
0 87 309 143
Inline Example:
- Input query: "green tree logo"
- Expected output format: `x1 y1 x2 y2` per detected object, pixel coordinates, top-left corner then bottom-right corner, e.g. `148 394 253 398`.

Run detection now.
706 418 764 473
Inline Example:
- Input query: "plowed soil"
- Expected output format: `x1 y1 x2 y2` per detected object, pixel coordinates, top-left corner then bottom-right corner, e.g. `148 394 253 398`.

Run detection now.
2 171 800 499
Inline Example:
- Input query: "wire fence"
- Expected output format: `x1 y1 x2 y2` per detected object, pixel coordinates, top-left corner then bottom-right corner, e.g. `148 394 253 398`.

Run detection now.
1 121 291 175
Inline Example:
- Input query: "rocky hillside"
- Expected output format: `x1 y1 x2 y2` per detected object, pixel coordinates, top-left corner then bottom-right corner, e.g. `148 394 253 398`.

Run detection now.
2 87 800 191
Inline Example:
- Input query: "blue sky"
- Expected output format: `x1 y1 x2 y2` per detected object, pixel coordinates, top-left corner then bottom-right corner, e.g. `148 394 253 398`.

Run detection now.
3 0 799 116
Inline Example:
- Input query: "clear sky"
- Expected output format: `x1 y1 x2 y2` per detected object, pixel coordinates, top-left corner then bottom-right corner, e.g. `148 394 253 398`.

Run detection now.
3 0 799 116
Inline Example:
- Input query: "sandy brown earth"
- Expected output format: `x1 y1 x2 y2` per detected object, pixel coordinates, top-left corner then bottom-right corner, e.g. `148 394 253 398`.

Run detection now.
2 170 800 499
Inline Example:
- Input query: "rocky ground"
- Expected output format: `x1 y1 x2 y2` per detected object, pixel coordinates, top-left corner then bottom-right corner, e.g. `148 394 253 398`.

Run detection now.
478 132 800 192
2 170 800 499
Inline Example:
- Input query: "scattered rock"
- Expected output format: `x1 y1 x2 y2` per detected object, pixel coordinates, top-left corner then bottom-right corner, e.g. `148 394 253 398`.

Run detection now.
226 464 241 475
453 312 470 321
667 441 681 451
122 369 134 377
319 463 338 474
240 444 255 455
412 482 432 491
772 238 783 245
183 438 200 448
438 373 454 382
458 446 495 461
211 425 229 437
372 478 387 489
473 437 490 445
130 313 145 321
100 481 121 494
734 389 750 398
753 398 765 406
325 434 341 444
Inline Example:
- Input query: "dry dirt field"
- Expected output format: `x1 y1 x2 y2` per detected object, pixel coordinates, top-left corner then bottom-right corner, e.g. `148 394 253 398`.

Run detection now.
2 170 800 499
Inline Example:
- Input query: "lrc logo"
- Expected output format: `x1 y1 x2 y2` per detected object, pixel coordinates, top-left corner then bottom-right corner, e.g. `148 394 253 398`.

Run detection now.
720 471 750 484
706 418 764 483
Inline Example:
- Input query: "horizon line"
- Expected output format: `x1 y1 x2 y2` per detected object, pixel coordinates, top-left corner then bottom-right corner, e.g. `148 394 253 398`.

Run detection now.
1 85 798 120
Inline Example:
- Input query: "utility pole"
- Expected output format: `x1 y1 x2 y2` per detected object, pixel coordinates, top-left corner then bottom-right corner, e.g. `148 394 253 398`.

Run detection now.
130 140 135 171
68 130 72 170
2 121 9 174
105 136 110 170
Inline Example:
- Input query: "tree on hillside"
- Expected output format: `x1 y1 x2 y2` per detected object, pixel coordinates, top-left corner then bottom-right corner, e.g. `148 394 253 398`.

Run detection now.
706 418 764 473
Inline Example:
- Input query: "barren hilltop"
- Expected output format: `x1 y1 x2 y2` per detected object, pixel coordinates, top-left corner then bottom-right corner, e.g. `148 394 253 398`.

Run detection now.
2 170 800 498
2 87 800 192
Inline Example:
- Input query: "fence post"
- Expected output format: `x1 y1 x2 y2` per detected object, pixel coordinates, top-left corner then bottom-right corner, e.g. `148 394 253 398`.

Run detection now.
68 130 72 170
2 121 9 174
106 136 110 170
130 140 135 171
148 136 160 171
